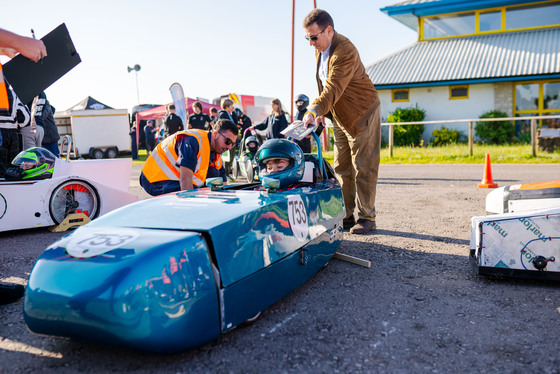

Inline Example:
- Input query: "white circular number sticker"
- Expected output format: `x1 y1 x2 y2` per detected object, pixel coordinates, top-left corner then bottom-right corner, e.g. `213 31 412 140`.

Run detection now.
287 195 308 242
65 228 140 258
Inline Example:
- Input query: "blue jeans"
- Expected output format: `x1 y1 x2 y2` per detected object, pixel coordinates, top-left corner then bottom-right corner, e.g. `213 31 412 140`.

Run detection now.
42 142 60 157
139 172 181 196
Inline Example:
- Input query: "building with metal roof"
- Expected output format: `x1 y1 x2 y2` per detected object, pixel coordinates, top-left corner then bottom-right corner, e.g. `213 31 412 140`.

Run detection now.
367 0 560 141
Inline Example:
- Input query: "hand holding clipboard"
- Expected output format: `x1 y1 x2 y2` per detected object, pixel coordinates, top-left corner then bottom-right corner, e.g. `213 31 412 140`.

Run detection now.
3 23 81 104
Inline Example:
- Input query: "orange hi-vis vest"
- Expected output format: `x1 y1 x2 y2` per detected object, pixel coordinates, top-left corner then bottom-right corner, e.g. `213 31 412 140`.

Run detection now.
142 129 223 188
0 63 8 110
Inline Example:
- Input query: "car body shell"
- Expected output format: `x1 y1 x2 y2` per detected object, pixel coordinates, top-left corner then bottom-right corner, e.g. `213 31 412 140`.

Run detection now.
23 157 344 353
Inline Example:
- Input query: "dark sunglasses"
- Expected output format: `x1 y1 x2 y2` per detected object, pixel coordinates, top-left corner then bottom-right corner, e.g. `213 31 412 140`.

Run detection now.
218 132 234 146
305 28 326 41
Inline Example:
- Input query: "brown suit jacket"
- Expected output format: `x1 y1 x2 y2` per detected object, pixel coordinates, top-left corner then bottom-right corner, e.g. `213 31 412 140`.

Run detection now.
309 32 378 137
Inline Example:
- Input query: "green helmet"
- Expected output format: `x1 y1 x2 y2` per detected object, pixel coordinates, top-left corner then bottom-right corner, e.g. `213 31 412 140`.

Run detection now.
11 147 56 180
255 139 304 189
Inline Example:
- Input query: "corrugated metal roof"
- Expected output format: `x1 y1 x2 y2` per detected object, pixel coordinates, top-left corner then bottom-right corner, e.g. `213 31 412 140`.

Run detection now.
366 28 560 87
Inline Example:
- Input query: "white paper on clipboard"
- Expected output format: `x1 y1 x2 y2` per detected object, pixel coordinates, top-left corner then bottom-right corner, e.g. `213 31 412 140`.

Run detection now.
281 121 317 141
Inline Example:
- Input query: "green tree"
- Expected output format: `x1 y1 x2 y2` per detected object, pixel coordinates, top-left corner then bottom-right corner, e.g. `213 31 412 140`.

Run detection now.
475 110 513 145
431 126 467 146
387 106 426 146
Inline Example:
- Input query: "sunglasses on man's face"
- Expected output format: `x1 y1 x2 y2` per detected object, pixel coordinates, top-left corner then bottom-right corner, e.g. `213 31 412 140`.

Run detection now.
305 28 326 41
218 132 234 146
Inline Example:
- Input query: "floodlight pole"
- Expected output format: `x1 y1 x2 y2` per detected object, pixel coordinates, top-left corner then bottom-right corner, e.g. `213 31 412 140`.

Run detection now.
128 64 141 105
291 0 295 122
134 69 140 105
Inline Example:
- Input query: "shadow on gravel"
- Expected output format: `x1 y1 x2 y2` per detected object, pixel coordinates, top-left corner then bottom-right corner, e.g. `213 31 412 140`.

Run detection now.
374 229 470 246
379 177 519 183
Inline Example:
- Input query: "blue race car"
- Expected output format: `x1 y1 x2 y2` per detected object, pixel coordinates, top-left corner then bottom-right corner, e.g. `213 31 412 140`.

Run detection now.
24 131 345 353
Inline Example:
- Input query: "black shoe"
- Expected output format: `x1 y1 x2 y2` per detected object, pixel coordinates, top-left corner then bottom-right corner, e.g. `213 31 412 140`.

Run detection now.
350 219 376 235
343 216 356 230
0 284 25 305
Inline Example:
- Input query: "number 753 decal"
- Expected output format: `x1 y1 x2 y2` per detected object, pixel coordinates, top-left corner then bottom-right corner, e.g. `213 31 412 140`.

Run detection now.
287 195 308 242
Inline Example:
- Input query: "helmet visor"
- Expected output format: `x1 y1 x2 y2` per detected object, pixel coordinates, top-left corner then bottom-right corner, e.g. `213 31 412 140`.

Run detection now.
261 157 291 175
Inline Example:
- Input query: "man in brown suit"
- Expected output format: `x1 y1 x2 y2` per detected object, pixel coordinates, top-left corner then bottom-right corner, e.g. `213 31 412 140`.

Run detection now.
302 8 381 235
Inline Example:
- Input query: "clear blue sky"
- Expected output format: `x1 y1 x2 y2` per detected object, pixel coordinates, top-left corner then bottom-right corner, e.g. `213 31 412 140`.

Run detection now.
2 0 416 115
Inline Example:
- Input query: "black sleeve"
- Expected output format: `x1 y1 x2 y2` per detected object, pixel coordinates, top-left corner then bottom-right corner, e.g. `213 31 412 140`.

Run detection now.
33 97 48 127
253 117 268 131
272 115 288 139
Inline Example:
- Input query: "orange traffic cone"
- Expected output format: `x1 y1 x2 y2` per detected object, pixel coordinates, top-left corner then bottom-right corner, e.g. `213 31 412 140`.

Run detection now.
478 153 498 188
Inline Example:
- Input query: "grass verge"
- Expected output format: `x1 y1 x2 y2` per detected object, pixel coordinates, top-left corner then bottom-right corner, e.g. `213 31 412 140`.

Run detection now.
133 144 560 165
322 144 560 164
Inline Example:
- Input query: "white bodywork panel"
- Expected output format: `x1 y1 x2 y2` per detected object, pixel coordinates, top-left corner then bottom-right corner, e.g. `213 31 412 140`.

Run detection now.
0 158 140 232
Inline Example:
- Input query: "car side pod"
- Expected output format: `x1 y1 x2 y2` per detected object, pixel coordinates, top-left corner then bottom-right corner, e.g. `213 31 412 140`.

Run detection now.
23 226 220 354
470 207 560 280
485 180 560 214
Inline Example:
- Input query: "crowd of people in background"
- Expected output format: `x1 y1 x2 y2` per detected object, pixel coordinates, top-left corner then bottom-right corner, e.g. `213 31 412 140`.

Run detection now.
138 95 315 159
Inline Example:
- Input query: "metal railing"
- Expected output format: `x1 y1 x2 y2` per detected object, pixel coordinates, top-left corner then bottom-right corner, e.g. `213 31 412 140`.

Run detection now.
382 114 560 158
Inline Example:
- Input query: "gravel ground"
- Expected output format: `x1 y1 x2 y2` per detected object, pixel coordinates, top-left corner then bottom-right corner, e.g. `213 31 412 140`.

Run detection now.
1 163 559 373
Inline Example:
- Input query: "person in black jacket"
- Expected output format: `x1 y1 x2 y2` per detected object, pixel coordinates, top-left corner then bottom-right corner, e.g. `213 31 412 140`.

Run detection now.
217 99 238 177
234 107 252 143
144 120 157 154
163 104 183 137
188 101 212 130
130 121 138 160
209 107 219 123
34 92 60 157
251 98 288 140
217 98 238 124
294 94 312 153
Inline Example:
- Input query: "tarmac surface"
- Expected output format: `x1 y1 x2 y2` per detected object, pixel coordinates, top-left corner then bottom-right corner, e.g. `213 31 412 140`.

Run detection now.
1 163 559 373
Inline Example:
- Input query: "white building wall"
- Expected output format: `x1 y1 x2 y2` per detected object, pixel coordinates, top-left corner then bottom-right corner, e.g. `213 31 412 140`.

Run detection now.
379 83 495 143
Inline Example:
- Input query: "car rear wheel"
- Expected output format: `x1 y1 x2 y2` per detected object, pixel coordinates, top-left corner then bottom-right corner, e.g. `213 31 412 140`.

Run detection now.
243 311 261 325
247 165 254 182
231 160 239 181
49 180 100 224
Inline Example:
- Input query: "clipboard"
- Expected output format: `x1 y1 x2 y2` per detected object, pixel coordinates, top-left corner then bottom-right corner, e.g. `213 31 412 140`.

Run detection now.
2 23 81 104
281 121 317 140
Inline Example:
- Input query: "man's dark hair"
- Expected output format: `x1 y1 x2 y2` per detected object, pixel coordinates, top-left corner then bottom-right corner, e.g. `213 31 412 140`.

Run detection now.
213 119 238 136
210 107 218 114
303 9 334 30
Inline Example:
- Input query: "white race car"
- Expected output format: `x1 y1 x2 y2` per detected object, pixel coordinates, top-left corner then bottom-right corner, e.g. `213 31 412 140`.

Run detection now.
0 138 140 232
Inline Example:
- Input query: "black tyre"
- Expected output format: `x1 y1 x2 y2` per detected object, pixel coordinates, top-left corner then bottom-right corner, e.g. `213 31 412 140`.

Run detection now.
90 148 104 159
247 165 254 182
49 180 100 224
231 160 239 181
243 311 262 325
104 147 118 159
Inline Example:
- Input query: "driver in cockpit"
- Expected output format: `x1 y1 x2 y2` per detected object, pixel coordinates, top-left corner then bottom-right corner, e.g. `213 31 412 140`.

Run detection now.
254 139 305 191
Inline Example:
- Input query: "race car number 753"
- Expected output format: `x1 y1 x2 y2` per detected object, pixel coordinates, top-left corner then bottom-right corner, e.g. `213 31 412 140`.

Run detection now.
287 195 308 242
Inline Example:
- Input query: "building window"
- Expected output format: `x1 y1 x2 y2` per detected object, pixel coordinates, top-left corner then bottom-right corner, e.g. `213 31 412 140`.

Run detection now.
450 86 468 99
478 10 502 32
515 84 539 111
544 82 560 110
423 12 475 39
420 1 560 40
514 80 560 129
506 1 560 30
392 89 409 102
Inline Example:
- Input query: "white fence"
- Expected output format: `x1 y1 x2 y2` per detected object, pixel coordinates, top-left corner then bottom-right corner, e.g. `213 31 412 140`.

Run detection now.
382 115 560 158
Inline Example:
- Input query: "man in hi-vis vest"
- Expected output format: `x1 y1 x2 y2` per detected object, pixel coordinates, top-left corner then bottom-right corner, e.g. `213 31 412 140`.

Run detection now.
140 119 238 196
